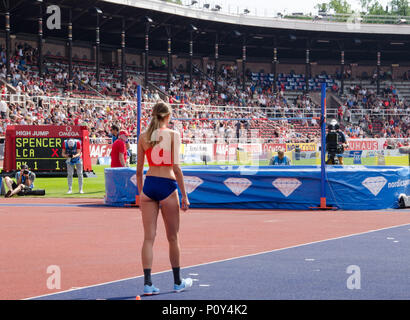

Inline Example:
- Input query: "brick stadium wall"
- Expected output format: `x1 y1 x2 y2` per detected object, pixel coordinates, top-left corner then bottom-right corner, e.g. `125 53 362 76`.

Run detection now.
311 64 340 77
125 53 141 66
278 63 305 75
44 42 65 57
246 62 272 74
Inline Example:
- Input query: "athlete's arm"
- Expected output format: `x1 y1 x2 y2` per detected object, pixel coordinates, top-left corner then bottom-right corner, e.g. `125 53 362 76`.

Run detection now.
136 135 145 197
172 131 189 211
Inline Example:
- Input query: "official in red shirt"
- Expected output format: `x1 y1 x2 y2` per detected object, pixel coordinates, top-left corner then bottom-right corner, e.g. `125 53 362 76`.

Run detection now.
111 130 128 167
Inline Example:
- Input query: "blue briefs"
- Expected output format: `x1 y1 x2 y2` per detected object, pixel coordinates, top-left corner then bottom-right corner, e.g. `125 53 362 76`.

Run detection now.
143 176 178 202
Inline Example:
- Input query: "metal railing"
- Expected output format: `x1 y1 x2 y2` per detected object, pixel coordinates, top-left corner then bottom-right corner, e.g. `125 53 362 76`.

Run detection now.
2 93 408 120
2 93 408 113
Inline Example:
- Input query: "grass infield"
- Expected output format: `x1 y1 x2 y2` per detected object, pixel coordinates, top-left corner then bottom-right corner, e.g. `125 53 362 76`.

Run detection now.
32 165 112 198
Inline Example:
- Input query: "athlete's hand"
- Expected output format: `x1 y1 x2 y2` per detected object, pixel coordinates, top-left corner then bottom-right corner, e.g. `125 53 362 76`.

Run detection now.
181 196 190 212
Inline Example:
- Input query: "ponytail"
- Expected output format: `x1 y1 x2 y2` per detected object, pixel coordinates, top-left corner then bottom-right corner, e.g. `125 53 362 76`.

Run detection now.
146 102 172 146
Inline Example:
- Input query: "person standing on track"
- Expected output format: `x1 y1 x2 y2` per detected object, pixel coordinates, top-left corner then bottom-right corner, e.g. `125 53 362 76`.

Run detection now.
110 130 129 168
136 101 192 296
62 138 83 194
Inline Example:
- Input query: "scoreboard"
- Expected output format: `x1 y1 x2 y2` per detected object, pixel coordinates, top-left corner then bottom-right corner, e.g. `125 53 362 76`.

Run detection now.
15 137 66 171
3 125 92 173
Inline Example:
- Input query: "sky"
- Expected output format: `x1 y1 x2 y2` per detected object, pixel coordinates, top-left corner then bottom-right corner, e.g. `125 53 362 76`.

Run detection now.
192 0 392 16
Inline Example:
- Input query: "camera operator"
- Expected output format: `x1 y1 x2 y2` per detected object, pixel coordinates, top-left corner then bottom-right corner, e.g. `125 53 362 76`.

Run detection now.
4 164 35 198
269 150 291 166
325 119 348 165
62 138 83 194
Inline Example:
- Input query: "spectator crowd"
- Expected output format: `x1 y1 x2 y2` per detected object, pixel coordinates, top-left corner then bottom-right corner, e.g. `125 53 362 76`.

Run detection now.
0 41 409 145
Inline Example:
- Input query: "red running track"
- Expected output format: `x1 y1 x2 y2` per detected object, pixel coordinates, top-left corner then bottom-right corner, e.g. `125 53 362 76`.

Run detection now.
1 197 410 300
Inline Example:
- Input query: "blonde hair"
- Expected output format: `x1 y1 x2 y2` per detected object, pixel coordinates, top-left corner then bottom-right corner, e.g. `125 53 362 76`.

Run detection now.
146 102 172 146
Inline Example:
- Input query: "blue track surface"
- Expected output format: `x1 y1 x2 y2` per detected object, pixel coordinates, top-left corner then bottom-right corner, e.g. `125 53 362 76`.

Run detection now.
30 223 410 300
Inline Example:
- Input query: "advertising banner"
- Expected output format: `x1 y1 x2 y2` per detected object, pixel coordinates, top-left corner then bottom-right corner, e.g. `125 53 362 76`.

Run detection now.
348 139 381 151
89 144 112 159
286 143 317 152
104 166 409 210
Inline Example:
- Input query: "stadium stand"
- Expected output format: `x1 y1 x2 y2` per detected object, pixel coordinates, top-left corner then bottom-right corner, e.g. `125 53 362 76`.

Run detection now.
0 0 408 147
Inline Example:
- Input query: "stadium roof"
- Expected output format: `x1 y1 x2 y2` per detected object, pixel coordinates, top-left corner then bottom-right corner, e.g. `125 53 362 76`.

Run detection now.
106 0 410 35
2 0 410 65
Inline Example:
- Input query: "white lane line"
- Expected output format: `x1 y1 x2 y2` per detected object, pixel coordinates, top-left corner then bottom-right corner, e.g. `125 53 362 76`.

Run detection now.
305 258 315 261
24 222 410 300
199 284 210 287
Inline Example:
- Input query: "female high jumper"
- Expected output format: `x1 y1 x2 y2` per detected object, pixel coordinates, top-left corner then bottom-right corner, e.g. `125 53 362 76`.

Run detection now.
136 101 192 295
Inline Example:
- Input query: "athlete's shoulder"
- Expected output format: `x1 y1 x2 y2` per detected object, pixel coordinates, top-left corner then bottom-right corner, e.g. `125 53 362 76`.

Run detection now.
139 131 148 142
138 132 151 150
168 129 180 136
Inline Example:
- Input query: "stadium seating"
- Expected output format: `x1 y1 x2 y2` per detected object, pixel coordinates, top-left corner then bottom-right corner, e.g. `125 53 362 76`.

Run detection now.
0 42 408 143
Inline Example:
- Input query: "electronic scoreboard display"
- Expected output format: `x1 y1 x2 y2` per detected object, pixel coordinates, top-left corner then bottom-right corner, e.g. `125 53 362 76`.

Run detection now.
15 136 66 171
3 125 92 173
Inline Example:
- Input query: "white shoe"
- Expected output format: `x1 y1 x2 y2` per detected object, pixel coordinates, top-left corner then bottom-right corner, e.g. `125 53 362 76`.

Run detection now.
67 189 72 194
79 190 84 194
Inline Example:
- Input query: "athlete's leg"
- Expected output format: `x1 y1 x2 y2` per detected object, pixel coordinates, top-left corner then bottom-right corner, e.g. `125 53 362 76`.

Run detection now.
140 191 161 293
140 192 160 280
160 190 181 269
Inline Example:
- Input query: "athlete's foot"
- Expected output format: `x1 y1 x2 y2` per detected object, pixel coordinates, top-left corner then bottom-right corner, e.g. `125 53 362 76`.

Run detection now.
67 189 72 194
143 284 160 296
174 278 193 293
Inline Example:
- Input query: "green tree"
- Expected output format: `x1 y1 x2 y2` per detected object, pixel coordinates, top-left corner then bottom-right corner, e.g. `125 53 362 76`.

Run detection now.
329 0 353 13
315 0 353 14
368 2 387 15
359 0 387 15
389 0 409 16
315 2 330 12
